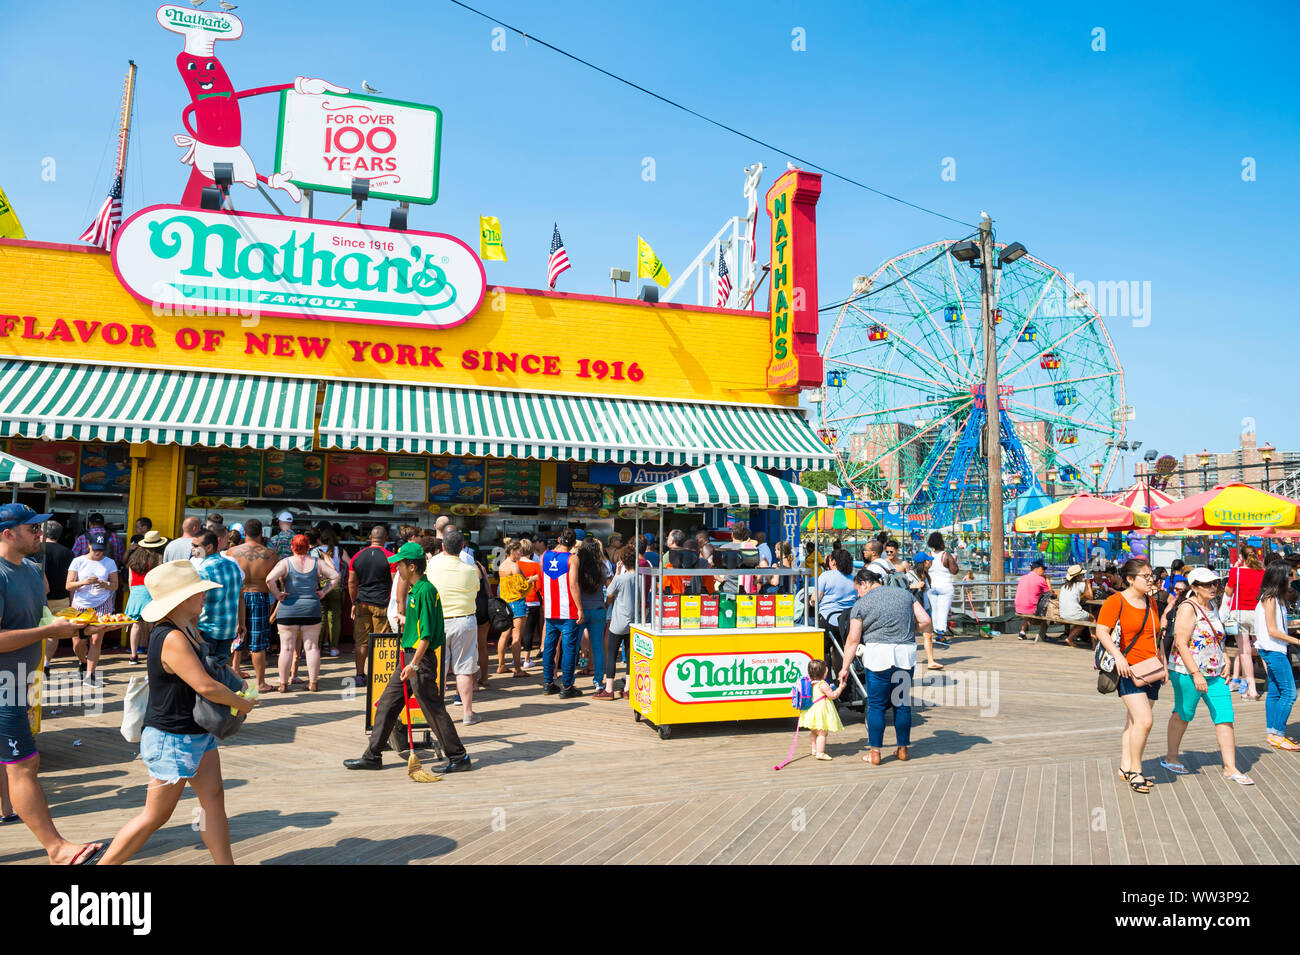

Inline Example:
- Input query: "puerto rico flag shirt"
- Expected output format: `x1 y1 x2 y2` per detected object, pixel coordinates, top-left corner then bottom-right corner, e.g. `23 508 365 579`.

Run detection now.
541 549 578 620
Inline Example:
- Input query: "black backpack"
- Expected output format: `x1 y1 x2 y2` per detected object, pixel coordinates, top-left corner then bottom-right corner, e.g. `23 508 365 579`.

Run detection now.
487 596 513 635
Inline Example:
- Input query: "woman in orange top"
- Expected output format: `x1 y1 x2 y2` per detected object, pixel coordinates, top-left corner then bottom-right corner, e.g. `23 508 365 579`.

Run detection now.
1096 558 1166 794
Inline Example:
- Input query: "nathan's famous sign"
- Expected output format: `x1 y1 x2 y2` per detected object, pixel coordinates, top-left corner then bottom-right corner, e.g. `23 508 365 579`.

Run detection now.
113 207 485 328
114 6 480 329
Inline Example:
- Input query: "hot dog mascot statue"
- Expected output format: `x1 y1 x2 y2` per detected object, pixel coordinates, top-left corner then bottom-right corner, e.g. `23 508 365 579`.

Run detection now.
156 5 349 208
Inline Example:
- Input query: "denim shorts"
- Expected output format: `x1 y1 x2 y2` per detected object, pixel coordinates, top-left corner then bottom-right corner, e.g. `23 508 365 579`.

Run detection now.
1118 674 1160 701
508 599 527 619
140 725 218 783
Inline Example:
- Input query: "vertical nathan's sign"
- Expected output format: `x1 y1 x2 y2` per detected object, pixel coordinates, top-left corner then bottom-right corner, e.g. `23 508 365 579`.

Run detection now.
275 91 442 204
764 169 823 393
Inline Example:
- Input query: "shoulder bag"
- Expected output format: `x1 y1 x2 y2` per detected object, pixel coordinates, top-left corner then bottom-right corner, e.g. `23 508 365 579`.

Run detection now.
182 626 249 739
1095 602 1150 694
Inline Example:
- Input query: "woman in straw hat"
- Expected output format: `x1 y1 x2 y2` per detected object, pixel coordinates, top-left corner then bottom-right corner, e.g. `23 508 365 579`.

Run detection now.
1058 564 1096 648
123 530 168 664
100 561 257 865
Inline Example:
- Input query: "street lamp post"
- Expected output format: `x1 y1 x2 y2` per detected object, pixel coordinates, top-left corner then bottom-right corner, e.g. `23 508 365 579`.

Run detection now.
949 219 1027 588
1091 460 1103 494
1261 442 1275 491
1046 466 1058 502
1198 449 1211 492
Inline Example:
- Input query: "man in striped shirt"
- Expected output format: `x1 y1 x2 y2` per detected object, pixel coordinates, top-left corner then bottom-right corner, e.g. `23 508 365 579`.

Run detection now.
541 529 584 698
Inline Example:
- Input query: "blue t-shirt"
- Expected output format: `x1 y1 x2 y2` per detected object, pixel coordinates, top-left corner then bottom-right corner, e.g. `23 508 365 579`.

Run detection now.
816 569 857 624
0 555 48 684
1165 574 1188 594
643 550 660 568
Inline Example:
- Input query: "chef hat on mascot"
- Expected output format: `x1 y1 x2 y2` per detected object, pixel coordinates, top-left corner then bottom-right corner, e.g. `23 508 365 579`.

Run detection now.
156 4 244 56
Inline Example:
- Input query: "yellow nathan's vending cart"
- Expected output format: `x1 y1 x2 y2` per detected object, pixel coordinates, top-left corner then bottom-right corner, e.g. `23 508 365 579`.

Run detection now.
619 461 832 739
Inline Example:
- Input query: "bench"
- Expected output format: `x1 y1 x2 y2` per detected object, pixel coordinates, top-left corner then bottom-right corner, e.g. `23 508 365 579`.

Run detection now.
1020 614 1098 646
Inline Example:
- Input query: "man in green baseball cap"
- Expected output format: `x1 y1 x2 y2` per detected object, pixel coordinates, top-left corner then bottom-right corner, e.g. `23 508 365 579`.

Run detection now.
344 542 469 774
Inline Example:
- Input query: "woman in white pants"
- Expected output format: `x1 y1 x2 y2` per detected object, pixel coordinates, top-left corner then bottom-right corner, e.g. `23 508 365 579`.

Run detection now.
926 532 957 647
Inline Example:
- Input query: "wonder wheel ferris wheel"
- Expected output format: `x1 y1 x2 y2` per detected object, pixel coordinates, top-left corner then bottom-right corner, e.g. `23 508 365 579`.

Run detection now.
816 240 1127 530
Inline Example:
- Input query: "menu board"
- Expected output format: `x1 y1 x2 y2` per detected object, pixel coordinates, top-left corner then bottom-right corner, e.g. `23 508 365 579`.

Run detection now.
486 459 542 506
568 464 617 517
324 452 390 501
78 442 132 494
3 439 80 484
261 450 325 500
427 456 485 505
386 456 429 504
189 449 263 497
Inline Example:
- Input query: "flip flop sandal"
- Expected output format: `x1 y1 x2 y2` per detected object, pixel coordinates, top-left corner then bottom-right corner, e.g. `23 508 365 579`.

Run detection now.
70 843 105 865
1160 759 1190 775
0 812 19 824
1223 772 1255 786
1128 774 1152 793
927 662 945 670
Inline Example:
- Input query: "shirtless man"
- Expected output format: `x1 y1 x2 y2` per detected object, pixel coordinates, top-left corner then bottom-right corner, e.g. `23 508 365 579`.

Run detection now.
226 517 281 693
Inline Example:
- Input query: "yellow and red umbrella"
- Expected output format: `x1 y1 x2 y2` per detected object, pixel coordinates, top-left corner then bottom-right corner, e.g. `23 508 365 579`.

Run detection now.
800 507 883 533
1150 482 1300 531
1013 492 1151 534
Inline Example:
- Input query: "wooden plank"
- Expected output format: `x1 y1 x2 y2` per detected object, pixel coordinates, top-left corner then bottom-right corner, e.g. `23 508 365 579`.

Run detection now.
10 640 1300 865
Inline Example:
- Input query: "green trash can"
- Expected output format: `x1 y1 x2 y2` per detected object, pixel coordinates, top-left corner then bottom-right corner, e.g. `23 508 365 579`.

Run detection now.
718 595 737 629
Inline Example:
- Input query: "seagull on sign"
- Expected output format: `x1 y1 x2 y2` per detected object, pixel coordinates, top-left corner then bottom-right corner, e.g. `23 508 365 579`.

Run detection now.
188 0 207 6
219 0 238 8
361 80 382 94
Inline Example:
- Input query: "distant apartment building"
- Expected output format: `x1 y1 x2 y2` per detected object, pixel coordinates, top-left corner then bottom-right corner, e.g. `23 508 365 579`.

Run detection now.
1163 431 1300 493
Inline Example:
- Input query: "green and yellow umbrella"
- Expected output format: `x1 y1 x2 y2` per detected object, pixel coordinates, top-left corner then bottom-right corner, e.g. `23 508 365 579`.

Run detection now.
800 507 884 533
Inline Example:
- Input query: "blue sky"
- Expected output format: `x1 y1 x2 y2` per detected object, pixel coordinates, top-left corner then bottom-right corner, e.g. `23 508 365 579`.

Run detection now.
2 0 1297 485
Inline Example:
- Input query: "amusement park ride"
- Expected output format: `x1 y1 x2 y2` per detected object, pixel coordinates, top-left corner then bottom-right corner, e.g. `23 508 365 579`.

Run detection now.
816 239 1127 529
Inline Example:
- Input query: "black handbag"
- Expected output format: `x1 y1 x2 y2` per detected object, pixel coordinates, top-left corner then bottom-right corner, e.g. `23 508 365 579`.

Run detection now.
183 628 248 739
487 596 513 635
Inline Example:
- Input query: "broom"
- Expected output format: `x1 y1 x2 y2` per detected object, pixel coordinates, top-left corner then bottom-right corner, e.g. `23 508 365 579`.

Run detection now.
398 647 440 783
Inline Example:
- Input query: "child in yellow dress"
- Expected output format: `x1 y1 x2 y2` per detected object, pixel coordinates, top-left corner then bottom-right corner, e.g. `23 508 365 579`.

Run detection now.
799 660 845 760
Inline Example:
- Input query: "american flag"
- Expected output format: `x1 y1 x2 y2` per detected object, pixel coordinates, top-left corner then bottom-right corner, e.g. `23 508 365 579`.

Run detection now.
547 223 570 290
79 173 123 251
715 251 732 307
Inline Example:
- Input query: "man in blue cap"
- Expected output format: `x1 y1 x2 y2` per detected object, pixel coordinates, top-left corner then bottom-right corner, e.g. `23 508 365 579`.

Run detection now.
0 503 104 864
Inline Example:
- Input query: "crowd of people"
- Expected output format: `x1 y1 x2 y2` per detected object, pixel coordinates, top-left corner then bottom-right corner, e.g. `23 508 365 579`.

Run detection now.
5 497 1300 862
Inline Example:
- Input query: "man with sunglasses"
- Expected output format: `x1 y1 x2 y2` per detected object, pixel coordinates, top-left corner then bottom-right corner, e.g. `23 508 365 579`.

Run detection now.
0 503 103 864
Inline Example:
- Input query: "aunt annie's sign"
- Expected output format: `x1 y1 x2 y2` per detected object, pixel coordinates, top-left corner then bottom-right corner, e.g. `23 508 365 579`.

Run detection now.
111 205 486 329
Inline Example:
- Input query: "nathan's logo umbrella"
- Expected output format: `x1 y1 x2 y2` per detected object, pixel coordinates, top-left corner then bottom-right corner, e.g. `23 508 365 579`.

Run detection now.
1150 482 1300 531
800 507 884 532
1013 492 1151 534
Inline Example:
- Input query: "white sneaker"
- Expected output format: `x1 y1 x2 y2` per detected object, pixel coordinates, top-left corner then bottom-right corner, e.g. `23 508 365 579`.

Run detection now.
329 648 340 658
463 713 482 726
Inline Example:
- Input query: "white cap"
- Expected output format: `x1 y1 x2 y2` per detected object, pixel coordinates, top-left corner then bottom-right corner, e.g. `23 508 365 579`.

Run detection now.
1187 567 1221 585
156 4 244 57
277 511 294 524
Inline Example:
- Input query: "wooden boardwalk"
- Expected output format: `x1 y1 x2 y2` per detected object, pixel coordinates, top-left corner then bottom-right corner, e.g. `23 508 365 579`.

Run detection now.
3 633 1296 865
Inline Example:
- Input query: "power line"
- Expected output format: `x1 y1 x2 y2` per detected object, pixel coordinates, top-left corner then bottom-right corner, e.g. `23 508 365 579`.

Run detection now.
817 240 972 313
447 0 977 230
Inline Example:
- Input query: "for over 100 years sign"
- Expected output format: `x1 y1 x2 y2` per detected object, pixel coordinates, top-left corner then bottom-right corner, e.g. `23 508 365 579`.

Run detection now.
275 90 442 204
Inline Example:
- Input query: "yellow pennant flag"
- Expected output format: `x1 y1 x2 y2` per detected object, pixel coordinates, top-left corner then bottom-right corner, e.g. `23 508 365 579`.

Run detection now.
637 235 671 287
0 187 25 240
479 215 507 261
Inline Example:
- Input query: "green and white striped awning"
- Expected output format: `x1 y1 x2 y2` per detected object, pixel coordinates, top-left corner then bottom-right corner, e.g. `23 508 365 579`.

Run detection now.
619 461 832 508
0 450 75 488
319 381 833 469
0 362 317 451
